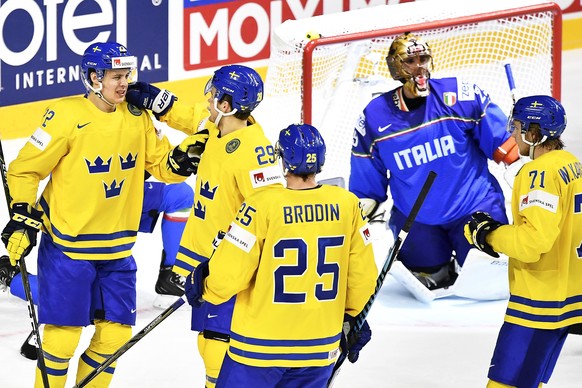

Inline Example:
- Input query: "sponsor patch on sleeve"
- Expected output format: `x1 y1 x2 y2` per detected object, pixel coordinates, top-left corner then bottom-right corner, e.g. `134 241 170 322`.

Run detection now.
29 127 52 151
225 222 257 253
519 190 559 213
249 165 285 188
359 223 373 245
456 79 475 101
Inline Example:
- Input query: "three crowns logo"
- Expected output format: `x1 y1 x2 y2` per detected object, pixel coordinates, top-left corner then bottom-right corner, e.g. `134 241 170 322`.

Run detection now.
200 181 218 200
104 179 124 198
86 156 112 174
120 153 137 170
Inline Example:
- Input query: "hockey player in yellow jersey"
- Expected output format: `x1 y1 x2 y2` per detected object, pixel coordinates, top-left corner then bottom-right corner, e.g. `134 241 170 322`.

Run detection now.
465 95 582 388
1 41 209 388
128 64 285 387
185 124 378 387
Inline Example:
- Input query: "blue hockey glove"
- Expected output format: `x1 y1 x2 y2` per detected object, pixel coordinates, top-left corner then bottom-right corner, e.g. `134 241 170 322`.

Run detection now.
168 129 209 176
1 203 43 265
464 211 503 258
126 82 176 117
342 314 372 363
185 260 209 308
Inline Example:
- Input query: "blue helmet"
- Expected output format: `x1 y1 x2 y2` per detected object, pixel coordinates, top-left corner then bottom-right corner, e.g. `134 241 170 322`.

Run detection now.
277 124 326 175
81 41 137 87
511 95 567 139
204 65 263 113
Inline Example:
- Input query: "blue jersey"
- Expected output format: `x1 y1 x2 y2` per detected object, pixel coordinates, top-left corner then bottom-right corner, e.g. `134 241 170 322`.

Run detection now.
350 78 509 224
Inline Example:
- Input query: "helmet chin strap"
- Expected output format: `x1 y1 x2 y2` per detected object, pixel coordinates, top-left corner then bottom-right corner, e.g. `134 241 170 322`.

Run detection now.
522 133 547 159
213 98 237 127
83 77 116 107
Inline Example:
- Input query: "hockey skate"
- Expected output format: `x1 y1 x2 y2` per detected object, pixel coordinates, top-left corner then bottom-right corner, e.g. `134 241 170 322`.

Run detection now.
390 260 457 303
153 251 186 309
0 255 18 292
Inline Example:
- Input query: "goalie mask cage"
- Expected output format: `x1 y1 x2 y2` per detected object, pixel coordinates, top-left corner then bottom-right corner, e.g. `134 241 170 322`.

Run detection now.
255 0 562 184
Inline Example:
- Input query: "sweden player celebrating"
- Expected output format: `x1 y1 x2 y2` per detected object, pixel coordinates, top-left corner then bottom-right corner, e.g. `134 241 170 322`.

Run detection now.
127 65 285 387
466 96 582 388
1 41 208 388
185 124 378 387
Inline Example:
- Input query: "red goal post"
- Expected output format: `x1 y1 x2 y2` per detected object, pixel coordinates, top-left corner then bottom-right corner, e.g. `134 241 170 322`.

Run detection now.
256 0 562 184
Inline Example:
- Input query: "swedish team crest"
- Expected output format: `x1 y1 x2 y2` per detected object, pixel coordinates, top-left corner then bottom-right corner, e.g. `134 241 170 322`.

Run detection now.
127 104 142 116
443 92 457 107
226 139 241 153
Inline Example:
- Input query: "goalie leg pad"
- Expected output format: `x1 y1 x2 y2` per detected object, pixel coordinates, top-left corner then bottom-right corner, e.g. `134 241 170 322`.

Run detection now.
453 249 509 300
390 261 455 304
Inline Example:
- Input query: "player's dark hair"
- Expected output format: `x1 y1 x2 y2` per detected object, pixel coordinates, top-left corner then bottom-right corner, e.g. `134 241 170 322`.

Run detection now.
220 94 252 120
530 124 564 150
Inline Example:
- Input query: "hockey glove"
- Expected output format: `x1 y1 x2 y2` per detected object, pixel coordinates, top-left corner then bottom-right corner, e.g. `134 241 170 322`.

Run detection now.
126 82 176 117
342 314 372 363
185 260 209 308
464 211 503 258
168 129 210 176
1 203 43 265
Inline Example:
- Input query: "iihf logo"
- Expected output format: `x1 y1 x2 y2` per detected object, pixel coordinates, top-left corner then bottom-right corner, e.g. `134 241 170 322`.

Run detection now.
104 179 124 198
86 156 112 174
120 153 137 170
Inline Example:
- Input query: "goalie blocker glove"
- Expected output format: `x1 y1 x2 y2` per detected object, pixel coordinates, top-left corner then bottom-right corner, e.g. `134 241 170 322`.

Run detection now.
126 81 176 117
464 211 503 258
1 203 43 265
168 129 210 176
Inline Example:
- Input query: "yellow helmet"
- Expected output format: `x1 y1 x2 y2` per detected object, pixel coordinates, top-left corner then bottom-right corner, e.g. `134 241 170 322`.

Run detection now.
387 32 433 80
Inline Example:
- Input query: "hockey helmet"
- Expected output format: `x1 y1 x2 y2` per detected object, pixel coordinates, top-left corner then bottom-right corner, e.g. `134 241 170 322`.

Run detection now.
386 32 433 83
511 95 567 139
277 124 326 175
81 42 137 88
204 65 264 113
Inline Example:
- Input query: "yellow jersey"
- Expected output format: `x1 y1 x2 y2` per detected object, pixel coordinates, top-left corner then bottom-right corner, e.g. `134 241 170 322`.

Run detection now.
7 96 185 260
204 185 378 367
490 150 582 329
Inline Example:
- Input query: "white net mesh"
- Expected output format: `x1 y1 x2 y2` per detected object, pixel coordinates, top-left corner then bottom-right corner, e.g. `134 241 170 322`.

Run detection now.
254 0 560 187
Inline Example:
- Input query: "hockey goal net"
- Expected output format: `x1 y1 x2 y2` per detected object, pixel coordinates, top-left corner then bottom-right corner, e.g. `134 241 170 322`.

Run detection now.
255 0 562 186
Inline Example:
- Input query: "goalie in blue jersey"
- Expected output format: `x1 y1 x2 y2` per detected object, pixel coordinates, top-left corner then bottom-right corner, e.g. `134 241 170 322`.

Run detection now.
350 32 519 292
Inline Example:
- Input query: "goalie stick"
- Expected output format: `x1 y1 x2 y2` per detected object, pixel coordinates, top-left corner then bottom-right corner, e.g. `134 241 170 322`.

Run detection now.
327 170 437 387
0 140 50 388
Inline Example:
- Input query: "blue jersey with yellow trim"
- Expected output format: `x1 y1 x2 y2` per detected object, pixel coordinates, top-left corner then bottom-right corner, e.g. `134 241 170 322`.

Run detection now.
489 150 582 329
7 96 185 260
350 77 509 224
203 184 377 367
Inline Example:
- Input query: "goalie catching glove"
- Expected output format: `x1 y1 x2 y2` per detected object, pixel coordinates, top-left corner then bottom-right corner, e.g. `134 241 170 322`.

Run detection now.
341 314 372 363
126 82 176 117
464 211 503 258
1 203 43 265
168 129 210 176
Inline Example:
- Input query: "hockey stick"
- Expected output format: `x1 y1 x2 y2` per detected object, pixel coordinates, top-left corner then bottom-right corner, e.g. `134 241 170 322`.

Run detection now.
504 62 517 104
327 170 437 387
74 296 186 388
0 141 50 388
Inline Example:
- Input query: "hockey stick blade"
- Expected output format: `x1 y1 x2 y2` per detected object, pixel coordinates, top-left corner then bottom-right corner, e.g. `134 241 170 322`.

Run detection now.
21 330 38 360
327 171 437 387
74 296 186 388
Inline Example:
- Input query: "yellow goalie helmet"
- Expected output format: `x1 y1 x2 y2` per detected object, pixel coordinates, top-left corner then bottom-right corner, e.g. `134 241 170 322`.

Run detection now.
386 32 433 97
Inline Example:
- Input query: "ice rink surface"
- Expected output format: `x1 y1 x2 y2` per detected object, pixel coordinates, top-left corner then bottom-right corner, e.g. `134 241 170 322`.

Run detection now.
1 49 581 387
